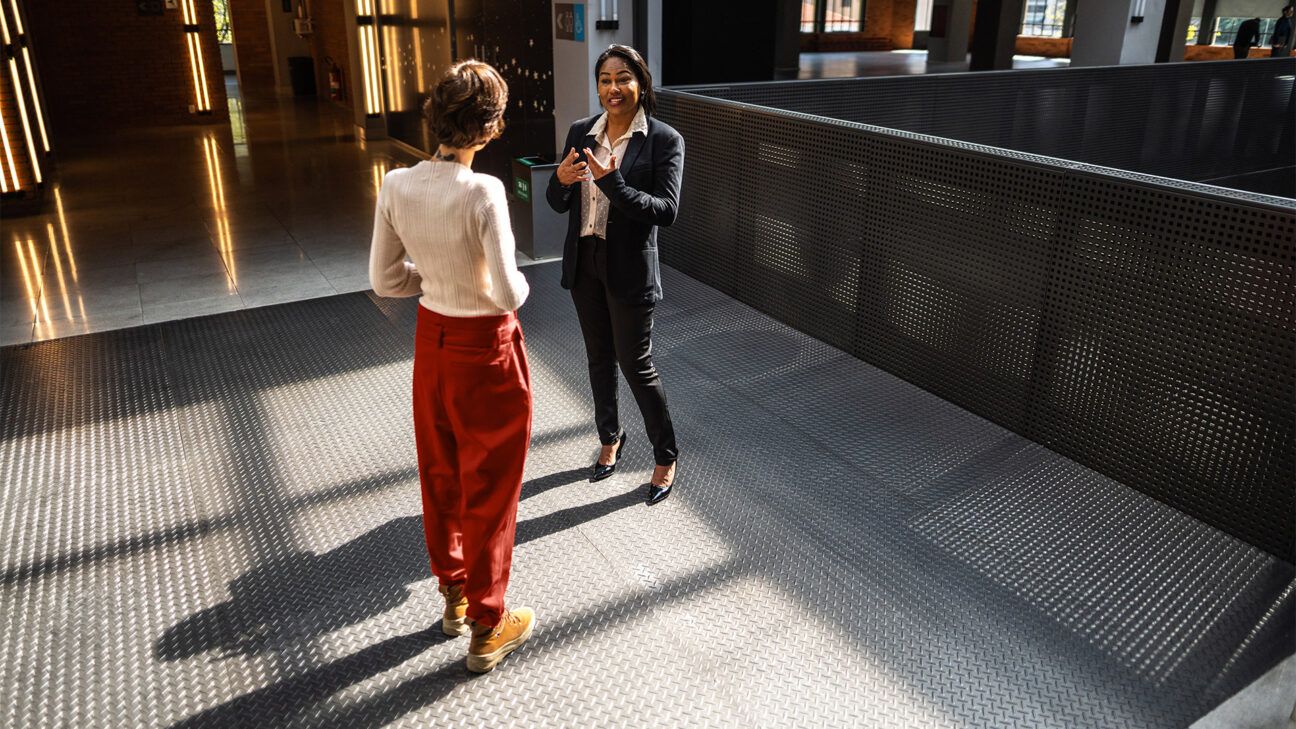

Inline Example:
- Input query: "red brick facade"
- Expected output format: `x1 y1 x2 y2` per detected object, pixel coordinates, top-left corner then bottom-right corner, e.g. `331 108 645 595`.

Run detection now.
26 0 228 136
799 0 919 51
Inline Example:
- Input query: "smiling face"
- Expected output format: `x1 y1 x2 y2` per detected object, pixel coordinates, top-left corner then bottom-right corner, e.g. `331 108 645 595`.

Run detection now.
597 56 640 117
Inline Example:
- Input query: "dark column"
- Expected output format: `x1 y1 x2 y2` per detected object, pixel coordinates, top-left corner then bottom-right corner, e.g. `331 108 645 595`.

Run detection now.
1062 0 1077 37
662 0 783 84
1196 0 1218 44
1156 0 1194 61
774 0 803 79
970 0 1026 70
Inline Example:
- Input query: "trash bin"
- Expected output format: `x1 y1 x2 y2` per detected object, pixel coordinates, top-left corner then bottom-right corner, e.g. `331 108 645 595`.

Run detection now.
288 56 317 96
508 156 565 260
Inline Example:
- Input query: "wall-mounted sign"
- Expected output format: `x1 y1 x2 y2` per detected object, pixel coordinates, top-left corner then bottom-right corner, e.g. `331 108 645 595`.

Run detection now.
137 0 164 15
555 3 585 42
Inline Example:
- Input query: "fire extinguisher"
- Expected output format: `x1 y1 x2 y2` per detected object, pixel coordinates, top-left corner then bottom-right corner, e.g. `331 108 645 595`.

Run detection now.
325 56 343 101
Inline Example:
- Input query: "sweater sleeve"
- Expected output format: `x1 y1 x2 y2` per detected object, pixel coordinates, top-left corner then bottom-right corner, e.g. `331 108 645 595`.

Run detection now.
476 178 530 312
368 173 423 298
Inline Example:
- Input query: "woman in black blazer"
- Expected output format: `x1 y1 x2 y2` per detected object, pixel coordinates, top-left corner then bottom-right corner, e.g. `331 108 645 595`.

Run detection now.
545 44 684 506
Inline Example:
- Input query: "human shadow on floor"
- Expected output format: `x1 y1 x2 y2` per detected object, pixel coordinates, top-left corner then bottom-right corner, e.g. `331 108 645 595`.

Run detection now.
156 478 640 663
169 558 741 729
169 626 456 729
520 467 587 501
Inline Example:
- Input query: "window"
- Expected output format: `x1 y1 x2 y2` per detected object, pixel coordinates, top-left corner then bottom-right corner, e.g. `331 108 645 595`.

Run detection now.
824 0 863 32
1020 0 1065 37
213 0 233 44
802 0 816 32
801 0 864 33
1211 17 1276 45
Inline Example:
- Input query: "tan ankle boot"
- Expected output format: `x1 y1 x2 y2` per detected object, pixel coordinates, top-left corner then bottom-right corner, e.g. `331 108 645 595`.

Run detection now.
438 583 470 637
467 607 536 673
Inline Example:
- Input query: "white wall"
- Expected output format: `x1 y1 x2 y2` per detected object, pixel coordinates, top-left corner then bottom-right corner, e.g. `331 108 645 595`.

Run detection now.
645 0 662 85
551 0 637 152
1072 0 1169 65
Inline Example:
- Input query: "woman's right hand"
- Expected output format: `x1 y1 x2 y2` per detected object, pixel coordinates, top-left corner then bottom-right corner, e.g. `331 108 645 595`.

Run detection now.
555 148 589 187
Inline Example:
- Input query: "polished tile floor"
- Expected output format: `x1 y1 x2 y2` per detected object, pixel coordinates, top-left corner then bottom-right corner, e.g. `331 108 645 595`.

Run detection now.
798 49 1070 79
1 81 424 346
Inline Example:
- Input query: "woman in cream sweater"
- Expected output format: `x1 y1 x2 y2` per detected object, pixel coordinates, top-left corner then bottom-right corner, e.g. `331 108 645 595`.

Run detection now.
369 60 534 675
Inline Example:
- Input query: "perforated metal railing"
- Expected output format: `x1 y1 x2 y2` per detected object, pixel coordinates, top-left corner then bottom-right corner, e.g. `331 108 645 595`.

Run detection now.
655 63 1296 563
678 59 1296 194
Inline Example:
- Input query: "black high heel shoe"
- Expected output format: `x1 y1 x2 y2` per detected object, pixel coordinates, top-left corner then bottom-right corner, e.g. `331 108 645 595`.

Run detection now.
646 463 676 506
590 432 627 482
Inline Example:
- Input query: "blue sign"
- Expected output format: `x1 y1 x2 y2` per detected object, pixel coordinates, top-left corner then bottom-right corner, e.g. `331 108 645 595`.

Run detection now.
555 4 586 43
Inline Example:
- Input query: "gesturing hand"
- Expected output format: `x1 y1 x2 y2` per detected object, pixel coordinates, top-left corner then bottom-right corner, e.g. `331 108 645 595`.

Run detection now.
583 147 616 181
555 148 589 186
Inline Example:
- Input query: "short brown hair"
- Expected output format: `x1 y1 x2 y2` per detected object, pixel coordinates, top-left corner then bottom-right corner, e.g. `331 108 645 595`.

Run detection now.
424 60 508 149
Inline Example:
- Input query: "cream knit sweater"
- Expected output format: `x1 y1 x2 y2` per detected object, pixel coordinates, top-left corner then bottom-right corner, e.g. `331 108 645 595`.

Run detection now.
369 160 529 316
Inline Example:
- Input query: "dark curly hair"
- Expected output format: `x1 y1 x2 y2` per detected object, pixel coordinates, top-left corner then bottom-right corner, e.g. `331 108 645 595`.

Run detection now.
594 45 655 117
423 60 508 149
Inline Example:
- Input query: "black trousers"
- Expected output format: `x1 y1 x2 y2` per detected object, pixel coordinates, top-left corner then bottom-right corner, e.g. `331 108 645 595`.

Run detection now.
571 236 678 466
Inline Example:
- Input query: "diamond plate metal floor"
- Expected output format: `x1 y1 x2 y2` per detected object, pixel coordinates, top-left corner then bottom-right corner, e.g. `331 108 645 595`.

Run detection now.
2 264 1292 728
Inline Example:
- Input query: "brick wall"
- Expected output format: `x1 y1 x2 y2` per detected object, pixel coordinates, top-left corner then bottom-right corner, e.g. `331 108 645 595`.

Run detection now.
310 0 352 109
26 0 228 137
800 0 919 51
890 0 917 49
0 52 38 193
228 0 276 95
1016 35 1072 56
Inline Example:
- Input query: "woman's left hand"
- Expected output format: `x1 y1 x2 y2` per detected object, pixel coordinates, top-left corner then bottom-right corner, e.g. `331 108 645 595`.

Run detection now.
583 148 616 180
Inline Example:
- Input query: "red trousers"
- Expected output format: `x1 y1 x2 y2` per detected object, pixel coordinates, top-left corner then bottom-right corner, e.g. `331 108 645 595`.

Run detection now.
412 306 531 628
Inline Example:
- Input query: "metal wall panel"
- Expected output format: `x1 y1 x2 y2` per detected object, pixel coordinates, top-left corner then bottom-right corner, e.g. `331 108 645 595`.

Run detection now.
677 59 1296 195
656 70 1296 561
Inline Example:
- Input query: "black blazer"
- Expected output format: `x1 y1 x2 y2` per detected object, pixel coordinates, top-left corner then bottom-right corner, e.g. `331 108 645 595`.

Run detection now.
545 114 684 305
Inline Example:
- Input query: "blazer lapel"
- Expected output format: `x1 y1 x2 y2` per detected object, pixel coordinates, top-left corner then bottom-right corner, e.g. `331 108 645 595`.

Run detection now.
580 116 599 157
620 132 646 172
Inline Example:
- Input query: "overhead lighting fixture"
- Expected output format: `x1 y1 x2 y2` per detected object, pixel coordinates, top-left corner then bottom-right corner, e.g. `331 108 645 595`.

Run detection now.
411 2 424 93
0 1 43 187
181 0 212 113
0 95 16 192
9 0 45 151
356 0 383 117
382 0 402 111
